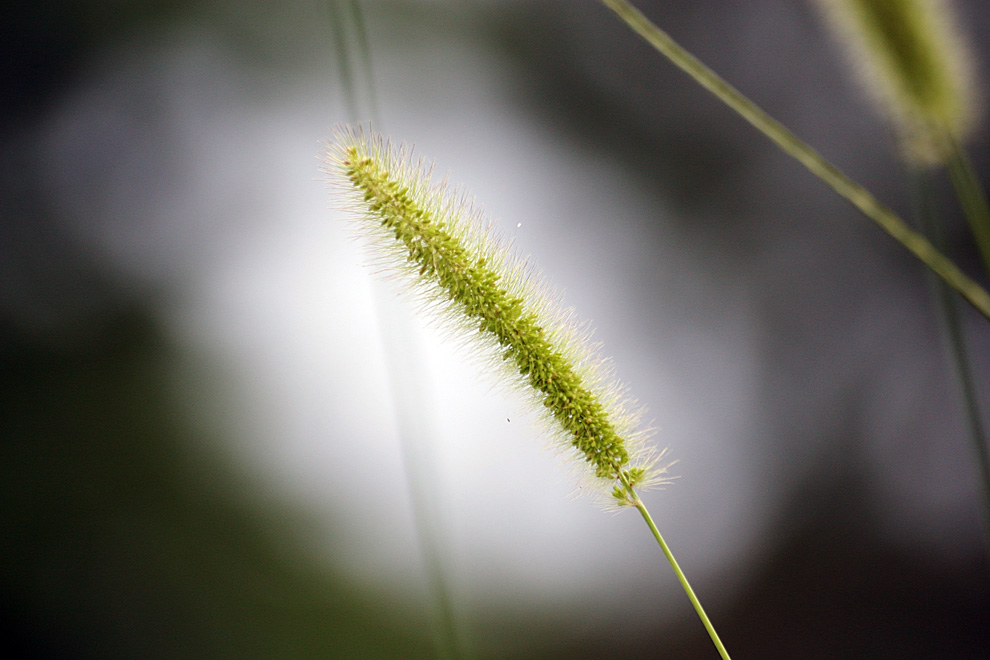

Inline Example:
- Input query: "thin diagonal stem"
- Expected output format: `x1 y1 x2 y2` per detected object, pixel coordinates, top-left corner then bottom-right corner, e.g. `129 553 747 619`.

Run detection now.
376 288 465 660
597 0 990 321
345 0 380 126
944 137 990 283
630 492 731 660
912 167 990 562
327 0 380 124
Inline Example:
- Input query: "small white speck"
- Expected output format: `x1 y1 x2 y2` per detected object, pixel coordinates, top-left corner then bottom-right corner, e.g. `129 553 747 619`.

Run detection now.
516 223 522 228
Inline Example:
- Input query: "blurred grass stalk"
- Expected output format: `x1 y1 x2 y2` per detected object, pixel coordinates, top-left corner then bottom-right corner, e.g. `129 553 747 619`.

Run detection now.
598 0 990 322
910 164 990 558
326 0 379 125
327 3 463 658
812 0 990 556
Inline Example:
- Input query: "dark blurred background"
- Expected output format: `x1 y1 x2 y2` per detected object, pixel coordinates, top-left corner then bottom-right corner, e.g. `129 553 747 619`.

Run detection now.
3 1 989 658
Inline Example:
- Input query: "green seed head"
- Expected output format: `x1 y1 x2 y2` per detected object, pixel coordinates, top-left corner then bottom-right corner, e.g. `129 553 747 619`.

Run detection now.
815 0 980 163
322 126 671 505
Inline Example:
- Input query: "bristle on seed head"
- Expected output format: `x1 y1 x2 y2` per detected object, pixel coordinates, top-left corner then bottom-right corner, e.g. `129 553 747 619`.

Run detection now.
322 126 671 505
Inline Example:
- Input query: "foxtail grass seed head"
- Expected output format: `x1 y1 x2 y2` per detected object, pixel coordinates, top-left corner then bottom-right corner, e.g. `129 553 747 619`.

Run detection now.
814 0 980 164
322 126 670 506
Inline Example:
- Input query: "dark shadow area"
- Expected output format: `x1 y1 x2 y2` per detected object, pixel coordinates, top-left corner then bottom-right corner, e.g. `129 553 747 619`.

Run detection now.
0 302 440 659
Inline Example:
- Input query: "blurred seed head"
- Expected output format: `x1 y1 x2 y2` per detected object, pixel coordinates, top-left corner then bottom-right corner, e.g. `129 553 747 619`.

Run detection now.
814 0 980 164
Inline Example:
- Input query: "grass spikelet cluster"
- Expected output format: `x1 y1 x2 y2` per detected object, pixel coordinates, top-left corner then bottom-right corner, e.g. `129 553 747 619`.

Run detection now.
322 126 668 505
814 0 979 163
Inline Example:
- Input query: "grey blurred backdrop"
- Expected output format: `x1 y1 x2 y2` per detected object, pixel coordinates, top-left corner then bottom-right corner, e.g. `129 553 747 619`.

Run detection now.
3 1 989 658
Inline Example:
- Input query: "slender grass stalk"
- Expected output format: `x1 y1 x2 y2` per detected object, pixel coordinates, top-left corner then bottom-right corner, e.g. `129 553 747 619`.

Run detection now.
327 8 460 655
941 145 990 547
596 0 990 321
323 126 729 655
945 138 990 282
326 2 357 120
631 496 731 660
911 166 990 562
326 0 380 125
342 0 380 126
811 0 990 558
375 288 466 660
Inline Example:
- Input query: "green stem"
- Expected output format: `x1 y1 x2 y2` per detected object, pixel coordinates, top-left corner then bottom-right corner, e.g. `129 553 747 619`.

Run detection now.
376 289 464 660
630 491 732 660
597 0 990 321
345 0 380 126
911 167 990 563
326 0 380 125
944 137 990 283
